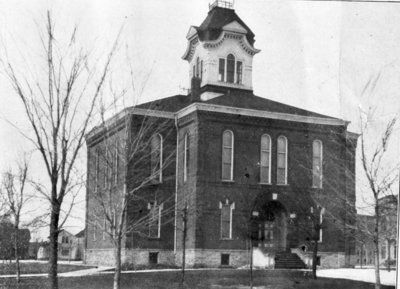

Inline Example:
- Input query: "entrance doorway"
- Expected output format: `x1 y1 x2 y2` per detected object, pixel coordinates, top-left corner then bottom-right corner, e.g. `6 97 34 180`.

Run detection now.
253 201 287 252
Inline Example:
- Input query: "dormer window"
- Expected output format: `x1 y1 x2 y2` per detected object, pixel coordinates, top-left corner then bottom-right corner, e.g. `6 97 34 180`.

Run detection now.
218 54 243 84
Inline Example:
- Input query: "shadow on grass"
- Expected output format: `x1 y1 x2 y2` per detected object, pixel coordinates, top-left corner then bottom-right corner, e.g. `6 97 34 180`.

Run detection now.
0 270 395 289
0 262 95 275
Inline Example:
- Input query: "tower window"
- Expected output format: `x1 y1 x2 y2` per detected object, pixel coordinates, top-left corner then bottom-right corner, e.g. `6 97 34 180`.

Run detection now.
218 54 243 84
226 54 235 83
196 57 200 78
219 58 225 81
236 61 242 84
200 60 203 79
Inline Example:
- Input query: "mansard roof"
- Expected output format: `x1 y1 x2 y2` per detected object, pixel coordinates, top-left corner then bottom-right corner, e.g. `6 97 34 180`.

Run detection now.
137 90 340 121
195 6 255 45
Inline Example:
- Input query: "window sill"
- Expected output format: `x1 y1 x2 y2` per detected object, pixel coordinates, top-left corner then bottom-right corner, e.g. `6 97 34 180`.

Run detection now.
276 183 289 186
259 182 272 186
220 238 233 241
221 180 235 183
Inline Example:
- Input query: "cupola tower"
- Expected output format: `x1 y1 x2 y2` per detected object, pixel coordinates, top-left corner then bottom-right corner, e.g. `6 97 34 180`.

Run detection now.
182 0 260 101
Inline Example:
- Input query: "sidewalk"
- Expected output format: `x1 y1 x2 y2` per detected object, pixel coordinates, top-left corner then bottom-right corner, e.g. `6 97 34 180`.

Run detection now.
317 268 396 286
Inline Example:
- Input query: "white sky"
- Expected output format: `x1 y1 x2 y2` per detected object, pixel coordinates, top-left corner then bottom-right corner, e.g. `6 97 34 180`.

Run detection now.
0 0 399 239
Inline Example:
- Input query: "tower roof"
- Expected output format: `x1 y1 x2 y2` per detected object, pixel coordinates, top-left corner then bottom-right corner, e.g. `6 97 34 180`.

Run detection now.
195 6 255 46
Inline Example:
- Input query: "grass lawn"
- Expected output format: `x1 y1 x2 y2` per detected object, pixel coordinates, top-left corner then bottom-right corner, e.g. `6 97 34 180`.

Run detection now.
0 269 395 289
0 262 95 275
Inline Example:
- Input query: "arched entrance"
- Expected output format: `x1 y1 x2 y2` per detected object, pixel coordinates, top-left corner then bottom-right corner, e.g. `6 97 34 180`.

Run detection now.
253 201 287 252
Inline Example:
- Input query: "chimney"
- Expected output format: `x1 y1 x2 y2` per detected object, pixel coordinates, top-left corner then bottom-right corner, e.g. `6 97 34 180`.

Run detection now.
190 77 201 102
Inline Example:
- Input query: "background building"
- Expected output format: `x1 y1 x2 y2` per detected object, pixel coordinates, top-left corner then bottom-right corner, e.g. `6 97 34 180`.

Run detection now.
356 195 397 267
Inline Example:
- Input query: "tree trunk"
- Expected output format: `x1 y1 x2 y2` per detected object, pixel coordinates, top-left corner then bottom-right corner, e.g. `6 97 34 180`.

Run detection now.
49 203 61 289
374 204 381 289
14 225 20 283
312 240 318 280
113 238 122 289
387 240 391 272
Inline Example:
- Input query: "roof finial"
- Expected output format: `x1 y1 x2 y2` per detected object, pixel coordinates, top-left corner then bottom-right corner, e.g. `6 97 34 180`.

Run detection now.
209 0 235 11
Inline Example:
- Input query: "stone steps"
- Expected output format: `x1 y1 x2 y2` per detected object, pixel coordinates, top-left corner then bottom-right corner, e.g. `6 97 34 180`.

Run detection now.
274 252 306 269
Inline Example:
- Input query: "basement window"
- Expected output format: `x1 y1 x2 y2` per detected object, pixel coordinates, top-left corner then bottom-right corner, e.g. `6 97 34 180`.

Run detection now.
149 252 159 265
221 253 230 266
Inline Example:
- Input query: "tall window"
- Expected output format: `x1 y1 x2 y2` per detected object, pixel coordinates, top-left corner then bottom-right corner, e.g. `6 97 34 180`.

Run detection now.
312 140 323 188
219 58 225 81
104 149 109 188
151 134 163 183
220 200 235 239
236 61 243 84
222 130 234 181
95 149 99 189
103 216 107 240
148 202 163 238
184 133 190 182
318 209 324 242
226 54 235 83
200 60 203 79
93 223 97 241
114 147 119 184
196 57 200 77
277 136 287 185
260 134 271 184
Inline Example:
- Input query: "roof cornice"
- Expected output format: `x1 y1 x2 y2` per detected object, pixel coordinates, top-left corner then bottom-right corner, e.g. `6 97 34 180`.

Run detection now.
202 30 260 56
182 29 260 62
176 103 348 126
86 107 175 144
86 102 348 144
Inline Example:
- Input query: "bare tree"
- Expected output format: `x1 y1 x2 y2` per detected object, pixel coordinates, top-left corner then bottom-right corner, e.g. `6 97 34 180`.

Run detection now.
1 12 119 289
359 112 398 289
1 157 30 283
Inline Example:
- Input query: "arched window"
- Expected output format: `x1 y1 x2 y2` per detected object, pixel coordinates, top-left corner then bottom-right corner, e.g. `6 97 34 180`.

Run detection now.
260 134 271 184
151 134 163 183
277 136 287 185
218 54 243 84
226 54 235 83
184 133 189 182
222 130 234 181
312 140 323 188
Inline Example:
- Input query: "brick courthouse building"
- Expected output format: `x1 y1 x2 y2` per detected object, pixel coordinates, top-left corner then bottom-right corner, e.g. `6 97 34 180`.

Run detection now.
85 1 358 268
